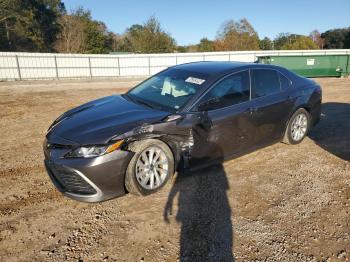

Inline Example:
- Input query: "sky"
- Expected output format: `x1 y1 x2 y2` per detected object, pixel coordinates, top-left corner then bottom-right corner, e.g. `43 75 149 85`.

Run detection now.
62 0 350 45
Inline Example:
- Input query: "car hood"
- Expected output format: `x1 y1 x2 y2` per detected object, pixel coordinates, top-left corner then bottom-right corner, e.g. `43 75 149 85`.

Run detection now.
47 95 170 145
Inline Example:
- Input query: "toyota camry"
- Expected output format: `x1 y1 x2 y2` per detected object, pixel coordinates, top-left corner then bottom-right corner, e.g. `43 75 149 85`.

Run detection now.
43 61 322 202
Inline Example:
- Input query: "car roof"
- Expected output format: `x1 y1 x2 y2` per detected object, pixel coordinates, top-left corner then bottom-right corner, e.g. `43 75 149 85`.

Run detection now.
172 61 287 77
169 61 300 112
172 61 251 75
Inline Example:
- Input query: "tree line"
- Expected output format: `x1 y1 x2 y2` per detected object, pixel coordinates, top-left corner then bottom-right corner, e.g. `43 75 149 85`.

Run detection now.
0 0 349 54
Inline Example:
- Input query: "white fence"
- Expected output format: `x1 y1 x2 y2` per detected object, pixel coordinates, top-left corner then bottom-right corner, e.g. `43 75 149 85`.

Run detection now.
0 49 349 81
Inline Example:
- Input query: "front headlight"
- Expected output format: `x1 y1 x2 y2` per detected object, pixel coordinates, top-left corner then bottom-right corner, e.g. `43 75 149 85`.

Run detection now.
64 140 124 158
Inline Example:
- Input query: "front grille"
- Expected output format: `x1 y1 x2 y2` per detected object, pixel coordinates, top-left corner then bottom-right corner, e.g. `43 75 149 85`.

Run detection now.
47 163 97 196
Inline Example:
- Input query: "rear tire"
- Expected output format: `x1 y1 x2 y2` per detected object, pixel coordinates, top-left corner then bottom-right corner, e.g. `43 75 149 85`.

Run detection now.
125 139 174 196
283 108 310 145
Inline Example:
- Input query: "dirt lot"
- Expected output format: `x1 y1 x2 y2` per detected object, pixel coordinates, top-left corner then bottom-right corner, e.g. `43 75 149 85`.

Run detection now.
0 77 349 261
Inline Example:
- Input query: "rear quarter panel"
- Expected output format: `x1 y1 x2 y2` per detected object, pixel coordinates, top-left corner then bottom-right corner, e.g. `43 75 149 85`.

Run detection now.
289 76 322 125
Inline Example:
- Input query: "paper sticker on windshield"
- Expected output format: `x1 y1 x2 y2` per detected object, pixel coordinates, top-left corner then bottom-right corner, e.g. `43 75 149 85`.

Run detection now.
185 77 205 85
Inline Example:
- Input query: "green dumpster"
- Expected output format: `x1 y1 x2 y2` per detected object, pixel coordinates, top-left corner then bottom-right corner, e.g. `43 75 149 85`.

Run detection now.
257 55 350 77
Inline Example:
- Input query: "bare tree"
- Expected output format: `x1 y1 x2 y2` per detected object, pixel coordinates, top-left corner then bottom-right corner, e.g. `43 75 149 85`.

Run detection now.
0 0 21 48
54 14 86 53
309 30 325 49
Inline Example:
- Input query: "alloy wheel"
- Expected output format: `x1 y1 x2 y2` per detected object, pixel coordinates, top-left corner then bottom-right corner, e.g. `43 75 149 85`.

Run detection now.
135 146 169 190
291 113 308 141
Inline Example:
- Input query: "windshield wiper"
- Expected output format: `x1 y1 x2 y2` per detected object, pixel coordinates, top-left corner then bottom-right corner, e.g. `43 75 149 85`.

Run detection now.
124 94 157 110
124 93 174 112
135 98 156 109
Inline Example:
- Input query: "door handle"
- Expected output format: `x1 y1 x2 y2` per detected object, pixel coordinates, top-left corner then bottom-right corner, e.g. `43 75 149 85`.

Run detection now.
246 107 258 114
288 95 299 101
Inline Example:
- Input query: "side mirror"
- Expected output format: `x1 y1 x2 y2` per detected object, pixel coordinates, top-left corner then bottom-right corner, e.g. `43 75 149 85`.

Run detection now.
197 102 208 112
197 97 220 111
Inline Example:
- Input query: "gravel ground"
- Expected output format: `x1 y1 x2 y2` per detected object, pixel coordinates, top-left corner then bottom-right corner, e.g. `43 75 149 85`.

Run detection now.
0 77 349 261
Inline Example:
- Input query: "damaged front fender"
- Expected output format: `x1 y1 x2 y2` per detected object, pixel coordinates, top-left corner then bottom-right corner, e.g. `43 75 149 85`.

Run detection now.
110 112 210 170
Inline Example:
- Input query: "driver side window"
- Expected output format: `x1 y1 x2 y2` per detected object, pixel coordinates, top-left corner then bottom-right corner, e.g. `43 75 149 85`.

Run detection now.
196 70 250 111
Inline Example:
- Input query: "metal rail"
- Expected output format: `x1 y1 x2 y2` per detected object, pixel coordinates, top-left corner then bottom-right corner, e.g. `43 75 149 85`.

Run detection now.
0 50 349 81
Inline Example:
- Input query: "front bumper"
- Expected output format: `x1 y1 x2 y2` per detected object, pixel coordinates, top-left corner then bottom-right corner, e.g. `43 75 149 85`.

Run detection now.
43 139 133 202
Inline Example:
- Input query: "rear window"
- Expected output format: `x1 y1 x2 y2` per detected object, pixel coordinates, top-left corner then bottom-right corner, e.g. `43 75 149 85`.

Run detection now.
279 73 291 90
251 69 280 98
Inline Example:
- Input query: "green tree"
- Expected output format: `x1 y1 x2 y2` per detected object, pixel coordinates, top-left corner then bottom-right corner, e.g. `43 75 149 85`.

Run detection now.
83 19 110 53
54 7 113 53
321 28 350 49
123 16 176 53
274 33 319 50
273 33 292 50
215 18 260 51
0 0 64 51
259 37 273 50
176 45 188 53
186 44 199 52
105 32 126 53
197 38 215 52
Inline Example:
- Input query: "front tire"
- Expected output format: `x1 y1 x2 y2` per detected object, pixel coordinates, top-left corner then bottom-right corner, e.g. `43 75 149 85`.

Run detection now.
283 108 310 145
125 139 174 196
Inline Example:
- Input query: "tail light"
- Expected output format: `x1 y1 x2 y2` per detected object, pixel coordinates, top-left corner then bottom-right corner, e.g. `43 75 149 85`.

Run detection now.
315 85 322 95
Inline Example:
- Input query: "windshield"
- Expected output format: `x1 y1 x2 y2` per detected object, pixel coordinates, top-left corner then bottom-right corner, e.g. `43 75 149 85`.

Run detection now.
127 69 207 112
